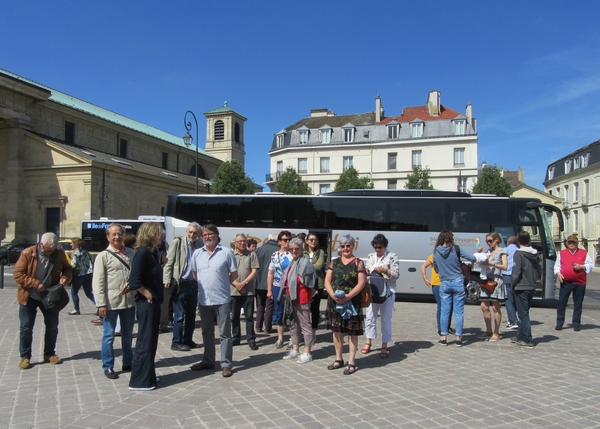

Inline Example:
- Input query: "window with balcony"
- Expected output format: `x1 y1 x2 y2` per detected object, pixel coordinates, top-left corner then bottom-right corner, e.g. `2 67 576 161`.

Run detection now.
320 184 331 194
298 158 307 174
412 150 422 167
388 153 397 170
387 124 399 139
320 157 330 173
454 148 465 166
276 161 283 173
411 122 423 138
343 156 353 171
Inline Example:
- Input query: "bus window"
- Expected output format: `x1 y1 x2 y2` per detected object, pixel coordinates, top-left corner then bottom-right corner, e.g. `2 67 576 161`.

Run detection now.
329 198 385 230
388 199 443 231
448 200 509 232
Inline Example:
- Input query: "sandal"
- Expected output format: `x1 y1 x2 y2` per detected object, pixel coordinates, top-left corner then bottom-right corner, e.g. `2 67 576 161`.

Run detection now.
327 359 344 370
489 334 501 342
380 347 390 358
360 344 371 354
343 364 357 375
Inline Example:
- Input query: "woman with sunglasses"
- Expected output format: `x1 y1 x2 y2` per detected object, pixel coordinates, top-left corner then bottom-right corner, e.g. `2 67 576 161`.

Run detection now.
324 235 367 375
361 234 399 358
304 234 325 331
478 232 508 341
267 231 293 348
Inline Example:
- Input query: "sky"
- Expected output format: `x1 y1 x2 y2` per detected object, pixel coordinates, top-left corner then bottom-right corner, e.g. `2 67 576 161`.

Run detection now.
2 1 600 191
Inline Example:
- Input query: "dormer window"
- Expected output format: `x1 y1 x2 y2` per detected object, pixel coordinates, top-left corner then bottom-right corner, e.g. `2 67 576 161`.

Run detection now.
547 166 555 180
582 153 590 168
276 132 285 148
410 121 423 138
342 123 355 143
574 157 581 170
319 125 332 144
453 119 466 135
564 159 573 174
387 124 399 139
299 130 308 145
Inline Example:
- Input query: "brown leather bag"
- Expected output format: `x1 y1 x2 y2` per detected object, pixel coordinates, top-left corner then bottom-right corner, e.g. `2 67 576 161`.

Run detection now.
480 280 498 294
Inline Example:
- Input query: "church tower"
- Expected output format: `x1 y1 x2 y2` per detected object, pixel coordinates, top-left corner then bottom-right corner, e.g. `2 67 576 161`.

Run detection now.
204 102 247 170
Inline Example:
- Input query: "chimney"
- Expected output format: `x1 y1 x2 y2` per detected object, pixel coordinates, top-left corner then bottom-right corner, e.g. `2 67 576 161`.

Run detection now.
427 90 441 116
466 102 476 133
375 95 382 122
310 108 329 118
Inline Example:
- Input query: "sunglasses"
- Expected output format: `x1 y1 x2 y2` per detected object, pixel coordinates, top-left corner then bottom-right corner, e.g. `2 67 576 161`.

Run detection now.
485 239 494 243
373 246 384 250
280 238 290 242
307 238 317 242
567 241 577 244
340 244 353 249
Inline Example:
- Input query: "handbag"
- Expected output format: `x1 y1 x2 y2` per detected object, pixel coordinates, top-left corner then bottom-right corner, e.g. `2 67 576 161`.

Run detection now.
479 280 498 293
369 272 390 304
360 283 372 308
41 284 70 313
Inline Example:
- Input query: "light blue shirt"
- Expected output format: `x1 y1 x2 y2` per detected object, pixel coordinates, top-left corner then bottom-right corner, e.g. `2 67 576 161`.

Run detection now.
181 239 195 281
191 244 238 306
502 244 519 276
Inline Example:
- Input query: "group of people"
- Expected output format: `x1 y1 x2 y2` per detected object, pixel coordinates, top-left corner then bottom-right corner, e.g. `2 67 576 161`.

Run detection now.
14 225 592 388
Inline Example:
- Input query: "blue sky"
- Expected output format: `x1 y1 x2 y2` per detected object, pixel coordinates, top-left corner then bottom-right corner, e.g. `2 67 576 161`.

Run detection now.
3 1 600 190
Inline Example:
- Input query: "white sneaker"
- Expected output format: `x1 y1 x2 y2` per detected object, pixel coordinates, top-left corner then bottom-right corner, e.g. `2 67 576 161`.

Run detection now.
297 353 313 364
283 350 300 360
507 323 519 330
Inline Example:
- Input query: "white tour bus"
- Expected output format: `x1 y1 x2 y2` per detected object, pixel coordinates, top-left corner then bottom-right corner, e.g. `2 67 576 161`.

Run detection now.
80 216 165 255
164 190 563 301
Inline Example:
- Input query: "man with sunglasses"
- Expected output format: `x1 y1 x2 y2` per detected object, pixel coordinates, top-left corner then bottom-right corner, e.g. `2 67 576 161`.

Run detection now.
14 232 73 370
554 234 593 331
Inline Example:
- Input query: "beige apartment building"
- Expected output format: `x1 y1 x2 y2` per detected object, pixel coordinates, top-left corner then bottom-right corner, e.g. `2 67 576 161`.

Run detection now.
0 69 246 244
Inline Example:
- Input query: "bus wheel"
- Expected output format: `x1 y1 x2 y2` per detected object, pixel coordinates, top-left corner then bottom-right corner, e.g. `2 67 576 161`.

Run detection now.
465 281 481 304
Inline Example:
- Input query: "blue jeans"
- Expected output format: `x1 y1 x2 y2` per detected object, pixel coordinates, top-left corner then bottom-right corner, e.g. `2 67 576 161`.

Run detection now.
272 286 284 326
19 298 60 359
70 274 95 312
440 277 465 337
556 282 586 327
101 307 135 371
432 285 453 332
172 281 198 345
503 275 517 325
514 289 534 343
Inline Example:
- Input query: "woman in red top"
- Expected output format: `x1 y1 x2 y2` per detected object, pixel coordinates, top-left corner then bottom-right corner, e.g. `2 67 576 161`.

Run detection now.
281 237 317 364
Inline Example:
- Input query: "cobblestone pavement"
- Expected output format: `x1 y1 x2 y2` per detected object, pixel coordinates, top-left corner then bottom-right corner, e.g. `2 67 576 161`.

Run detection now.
2 267 600 429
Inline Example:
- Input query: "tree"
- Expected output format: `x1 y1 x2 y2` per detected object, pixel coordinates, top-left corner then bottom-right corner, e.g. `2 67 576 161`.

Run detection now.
471 165 514 196
334 166 374 191
275 167 312 195
211 160 256 194
404 165 434 190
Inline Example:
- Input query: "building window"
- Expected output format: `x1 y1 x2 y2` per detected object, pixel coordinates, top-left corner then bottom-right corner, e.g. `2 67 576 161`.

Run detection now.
320 129 331 144
411 123 423 138
299 130 308 145
556 187 560 197
320 184 331 194
582 153 590 168
343 156 353 171
276 134 284 148
412 150 422 167
547 166 555 180
574 156 581 170
564 185 569 202
214 120 225 140
298 158 307 174
574 210 579 232
45 207 61 236
162 152 168 169
387 179 397 190
320 157 330 173
388 153 397 170
276 161 283 173
457 177 467 192
574 182 579 202
584 180 589 203
119 139 128 159
234 123 240 143
344 128 354 143
387 125 399 139
564 159 572 174
549 190 553 195
454 120 466 135
454 148 465 166
65 121 75 145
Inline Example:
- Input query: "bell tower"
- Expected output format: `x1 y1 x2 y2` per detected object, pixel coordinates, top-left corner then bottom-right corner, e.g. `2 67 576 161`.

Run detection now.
204 102 247 170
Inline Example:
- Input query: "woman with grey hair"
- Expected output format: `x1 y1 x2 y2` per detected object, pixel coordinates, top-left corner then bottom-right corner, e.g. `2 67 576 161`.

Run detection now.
324 235 367 375
280 237 317 363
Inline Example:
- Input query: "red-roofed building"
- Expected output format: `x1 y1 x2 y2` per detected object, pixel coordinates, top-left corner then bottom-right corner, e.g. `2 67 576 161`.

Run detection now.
266 90 478 193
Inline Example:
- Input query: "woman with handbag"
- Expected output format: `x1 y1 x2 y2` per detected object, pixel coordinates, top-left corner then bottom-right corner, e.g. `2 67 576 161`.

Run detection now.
478 232 508 341
324 235 366 375
433 230 476 347
361 234 399 358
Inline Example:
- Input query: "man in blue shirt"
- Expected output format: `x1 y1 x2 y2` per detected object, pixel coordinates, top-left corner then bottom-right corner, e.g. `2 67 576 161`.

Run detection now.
189 224 238 377
502 236 519 330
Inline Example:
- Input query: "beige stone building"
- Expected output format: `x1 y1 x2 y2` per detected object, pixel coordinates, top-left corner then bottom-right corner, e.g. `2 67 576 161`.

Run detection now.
0 69 245 244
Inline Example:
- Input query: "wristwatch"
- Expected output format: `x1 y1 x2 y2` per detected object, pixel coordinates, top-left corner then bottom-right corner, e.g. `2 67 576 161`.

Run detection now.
244 280 248 285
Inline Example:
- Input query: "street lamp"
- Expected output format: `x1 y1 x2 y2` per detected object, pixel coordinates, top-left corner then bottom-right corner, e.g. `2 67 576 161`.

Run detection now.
183 110 199 194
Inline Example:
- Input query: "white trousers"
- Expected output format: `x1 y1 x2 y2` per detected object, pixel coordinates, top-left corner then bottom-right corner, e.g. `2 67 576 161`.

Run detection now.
365 296 394 343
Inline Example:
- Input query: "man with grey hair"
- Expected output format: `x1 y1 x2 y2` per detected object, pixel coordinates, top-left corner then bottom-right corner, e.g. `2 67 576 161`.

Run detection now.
163 222 203 351
14 232 73 370
255 232 279 333
230 233 260 350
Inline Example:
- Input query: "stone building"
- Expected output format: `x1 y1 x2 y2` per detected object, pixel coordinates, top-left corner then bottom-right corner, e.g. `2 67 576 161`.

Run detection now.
0 69 244 244
266 91 478 194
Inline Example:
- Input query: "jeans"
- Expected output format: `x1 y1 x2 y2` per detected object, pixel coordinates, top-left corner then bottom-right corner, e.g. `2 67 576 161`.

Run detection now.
231 295 256 342
432 285 453 332
440 277 466 337
130 300 160 389
556 282 586 327
514 289 534 343
503 275 518 325
19 298 60 359
172 282 198 344
101 307 135 371
255 289 273 331
199 303 233 368
272 286 284 326
70 274 95 312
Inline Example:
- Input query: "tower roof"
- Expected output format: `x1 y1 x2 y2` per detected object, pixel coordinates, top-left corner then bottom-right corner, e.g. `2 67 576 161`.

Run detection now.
204 101 247 120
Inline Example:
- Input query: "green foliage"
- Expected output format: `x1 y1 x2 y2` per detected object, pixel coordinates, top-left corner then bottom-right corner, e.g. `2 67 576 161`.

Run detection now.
471 165 514 197
275 167 312 195
404 165 434 190
212 160 256 194
334 166 374 192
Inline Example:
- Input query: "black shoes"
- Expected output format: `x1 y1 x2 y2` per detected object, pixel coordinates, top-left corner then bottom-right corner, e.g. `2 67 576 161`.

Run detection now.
183 341 198 349
104 369 119 379
171 343 191 351
232 340 241 347
574 324 581 331
555 325 562 331
121 365 132 372
190 362 215 371
249 341 259 350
